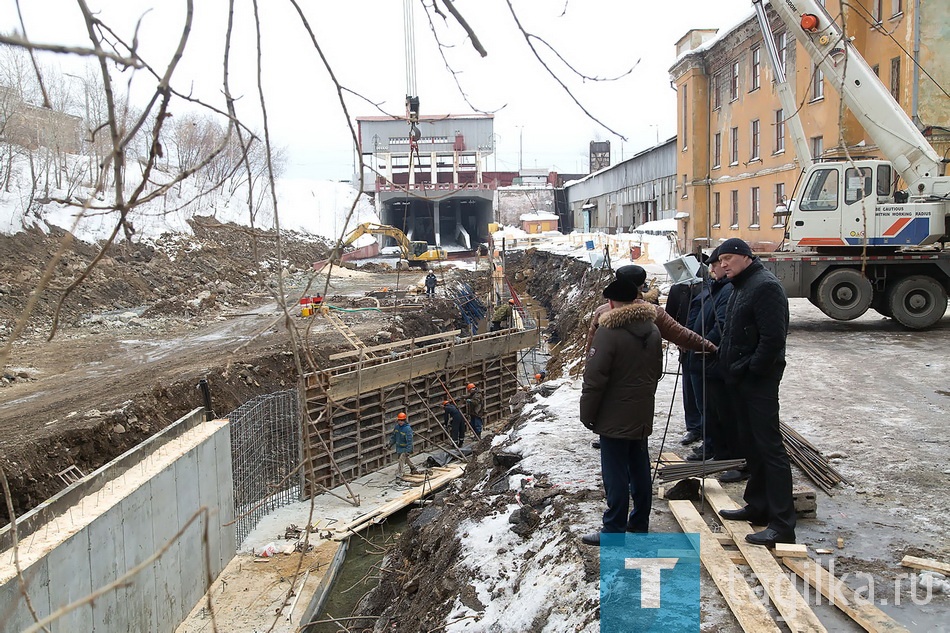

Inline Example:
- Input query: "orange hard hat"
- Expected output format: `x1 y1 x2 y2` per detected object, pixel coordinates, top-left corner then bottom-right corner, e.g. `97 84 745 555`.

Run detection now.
443 400 449 406
467 383 476 390
508 299 514 304
397 412 407 420
535 373 542 379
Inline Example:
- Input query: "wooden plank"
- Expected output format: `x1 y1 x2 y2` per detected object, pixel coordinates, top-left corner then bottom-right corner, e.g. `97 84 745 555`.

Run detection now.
774 543 809 558
668 500 782 633
701 479 827 633
329 330 462 360
784 557 911 633
332 466 464 539
900 555 950 576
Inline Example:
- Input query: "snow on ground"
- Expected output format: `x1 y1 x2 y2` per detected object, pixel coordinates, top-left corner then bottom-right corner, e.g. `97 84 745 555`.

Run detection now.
445 377 603 632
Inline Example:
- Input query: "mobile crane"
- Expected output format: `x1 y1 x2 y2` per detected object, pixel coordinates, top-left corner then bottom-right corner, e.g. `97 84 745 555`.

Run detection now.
750 0 950 329
340 222 445 268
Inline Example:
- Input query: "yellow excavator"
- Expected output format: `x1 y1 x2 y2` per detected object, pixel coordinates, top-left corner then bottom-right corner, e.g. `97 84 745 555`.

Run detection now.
340 222 445 268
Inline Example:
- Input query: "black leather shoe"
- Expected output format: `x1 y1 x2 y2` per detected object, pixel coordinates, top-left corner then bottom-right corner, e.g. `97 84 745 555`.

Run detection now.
591 440 601 449
626 526 649 533
718 507 768 523
581 532 601 546
718 469 750 483
680 430 701 445
745 528 795 548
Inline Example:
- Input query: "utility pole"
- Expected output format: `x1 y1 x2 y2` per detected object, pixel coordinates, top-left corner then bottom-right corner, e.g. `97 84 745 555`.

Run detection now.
517 125 523 173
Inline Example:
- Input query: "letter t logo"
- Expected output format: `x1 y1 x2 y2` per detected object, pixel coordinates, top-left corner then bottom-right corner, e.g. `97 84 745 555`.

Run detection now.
625 558 679 608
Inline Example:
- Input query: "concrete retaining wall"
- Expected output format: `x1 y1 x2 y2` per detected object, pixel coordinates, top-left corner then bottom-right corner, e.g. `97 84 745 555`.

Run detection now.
0 411 235 633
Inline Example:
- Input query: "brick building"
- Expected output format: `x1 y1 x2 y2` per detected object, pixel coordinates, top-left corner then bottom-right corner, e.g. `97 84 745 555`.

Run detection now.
670 0 949 253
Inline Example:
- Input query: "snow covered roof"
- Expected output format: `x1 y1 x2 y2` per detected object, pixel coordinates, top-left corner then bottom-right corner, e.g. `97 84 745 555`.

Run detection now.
519 212 558 221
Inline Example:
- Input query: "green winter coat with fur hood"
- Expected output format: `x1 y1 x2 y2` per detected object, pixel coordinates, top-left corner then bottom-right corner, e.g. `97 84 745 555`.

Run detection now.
580 302 663 440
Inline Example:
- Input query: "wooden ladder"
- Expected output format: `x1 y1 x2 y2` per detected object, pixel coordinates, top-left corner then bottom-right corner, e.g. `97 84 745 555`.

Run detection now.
322 310 374 358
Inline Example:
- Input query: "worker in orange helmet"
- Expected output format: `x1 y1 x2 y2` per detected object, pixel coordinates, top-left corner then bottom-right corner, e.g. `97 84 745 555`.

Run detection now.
490 299 515 332
465 383 483 438
389 412 418 477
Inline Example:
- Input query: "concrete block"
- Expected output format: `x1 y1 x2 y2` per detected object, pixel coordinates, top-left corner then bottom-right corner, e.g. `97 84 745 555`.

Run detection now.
120 483 157 633
89 501 127 632
175 448 204 620
0 556 50 632
793 486 817 514
149 463 182 631
213 424 237 567
46 531 93 633
196 436 222 578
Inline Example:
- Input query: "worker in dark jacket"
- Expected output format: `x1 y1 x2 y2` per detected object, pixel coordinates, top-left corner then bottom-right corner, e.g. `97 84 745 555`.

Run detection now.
579 276 663 545
389 412 419 477
424 272 437 295
715 238 795 547
443 400 466 446
464 383 484 438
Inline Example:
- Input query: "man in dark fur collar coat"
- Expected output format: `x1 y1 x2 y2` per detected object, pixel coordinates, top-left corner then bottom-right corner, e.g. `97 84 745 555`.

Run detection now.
579 276 663 545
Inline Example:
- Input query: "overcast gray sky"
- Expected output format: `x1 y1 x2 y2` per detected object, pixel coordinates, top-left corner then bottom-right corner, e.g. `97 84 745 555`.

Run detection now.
2 0 753 180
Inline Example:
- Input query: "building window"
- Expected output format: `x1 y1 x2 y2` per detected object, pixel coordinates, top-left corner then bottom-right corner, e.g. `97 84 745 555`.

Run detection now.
682 85 688 149
730 127 739 165
750 187 760 226
812 65 824 100
713 132 722 168
751 47 761 91
751 119 761 160
891 0 902 16
872 0 883 21
775 182 786 206
890 57 900 101
811 135 824 160
730 61 740 100
730 190 739 227
872 64 880 77
713 73 722 109
713 191 721 227
774 109 785 153
777 32 787 74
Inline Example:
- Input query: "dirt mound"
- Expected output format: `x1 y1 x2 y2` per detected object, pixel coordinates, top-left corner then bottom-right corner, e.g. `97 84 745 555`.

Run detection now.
0 216 332 338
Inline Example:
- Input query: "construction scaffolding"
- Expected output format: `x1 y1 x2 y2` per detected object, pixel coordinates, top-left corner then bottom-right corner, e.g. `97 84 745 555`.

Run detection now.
303 328 539 497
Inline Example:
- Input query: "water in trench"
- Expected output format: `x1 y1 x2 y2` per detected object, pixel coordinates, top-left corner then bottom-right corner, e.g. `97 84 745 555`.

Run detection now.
307 509 410 632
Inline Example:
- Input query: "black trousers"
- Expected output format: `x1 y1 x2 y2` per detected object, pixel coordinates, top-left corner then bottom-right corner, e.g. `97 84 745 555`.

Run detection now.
730 376 796 534
689 372 740 460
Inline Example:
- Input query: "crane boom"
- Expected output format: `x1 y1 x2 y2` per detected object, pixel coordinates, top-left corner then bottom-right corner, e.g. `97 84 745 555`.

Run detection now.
762 0 947 198
752 0 812 171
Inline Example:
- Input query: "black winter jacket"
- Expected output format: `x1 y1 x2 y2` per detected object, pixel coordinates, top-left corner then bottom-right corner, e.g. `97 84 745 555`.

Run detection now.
683 276 733 378
580 302 662 440
718 259 788 382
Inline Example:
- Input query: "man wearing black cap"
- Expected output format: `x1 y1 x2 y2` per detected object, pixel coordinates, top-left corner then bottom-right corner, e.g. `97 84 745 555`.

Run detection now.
579 274 663 544
715 238 795 547
585 265 716 355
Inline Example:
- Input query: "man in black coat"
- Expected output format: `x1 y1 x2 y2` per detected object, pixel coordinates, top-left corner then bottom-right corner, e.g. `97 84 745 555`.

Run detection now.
715 238 795 547
579 276 663 545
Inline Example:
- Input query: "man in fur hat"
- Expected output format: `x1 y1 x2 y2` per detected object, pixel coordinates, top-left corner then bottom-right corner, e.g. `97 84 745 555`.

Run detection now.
579 275 663 544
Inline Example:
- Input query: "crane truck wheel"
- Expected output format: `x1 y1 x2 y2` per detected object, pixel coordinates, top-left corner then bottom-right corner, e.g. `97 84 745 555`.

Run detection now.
814 268 872 321
886 275 948 330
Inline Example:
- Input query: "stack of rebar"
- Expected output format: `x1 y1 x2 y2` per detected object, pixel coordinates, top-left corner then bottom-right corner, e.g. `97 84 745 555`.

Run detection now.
658 459 747 484
780 421 850 494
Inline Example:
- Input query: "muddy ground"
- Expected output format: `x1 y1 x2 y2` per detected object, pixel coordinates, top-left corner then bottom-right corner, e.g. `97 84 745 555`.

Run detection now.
0 221 470 524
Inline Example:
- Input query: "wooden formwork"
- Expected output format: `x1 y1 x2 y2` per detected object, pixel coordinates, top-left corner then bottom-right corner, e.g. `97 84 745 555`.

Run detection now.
302 329 538 495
